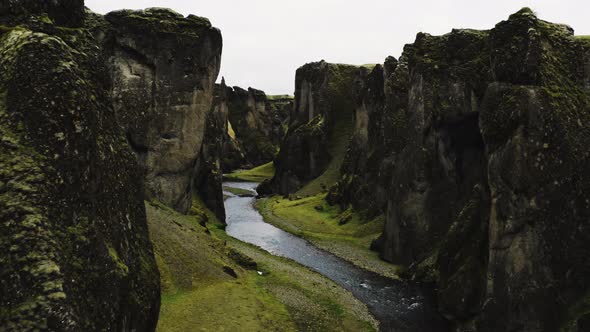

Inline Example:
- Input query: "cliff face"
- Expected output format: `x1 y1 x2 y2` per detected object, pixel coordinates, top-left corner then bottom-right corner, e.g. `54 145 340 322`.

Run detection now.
219 85 291 171
90 8 223 213
0 3 159 331
261 61 358 195
194 81 230 222
328 8 590 331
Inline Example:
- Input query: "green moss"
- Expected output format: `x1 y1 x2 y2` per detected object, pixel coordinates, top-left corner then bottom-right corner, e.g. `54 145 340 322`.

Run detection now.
223 186 255 197
256 194 402 279
225 161 275 182
106 243 129 277
361 64 378 69
267 94 294 100
296 109 352 196
150 195 376 332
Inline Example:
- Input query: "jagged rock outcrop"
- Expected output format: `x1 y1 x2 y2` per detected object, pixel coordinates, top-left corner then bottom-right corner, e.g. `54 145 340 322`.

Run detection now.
259 61 359 195
88 8 223 213
328 8 590 331
0 2 160 331
219 85 291 171
193 80 229 222
327 57 408 217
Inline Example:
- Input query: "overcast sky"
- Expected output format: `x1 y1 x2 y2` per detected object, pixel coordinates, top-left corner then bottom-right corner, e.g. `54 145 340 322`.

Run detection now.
86 0 590 95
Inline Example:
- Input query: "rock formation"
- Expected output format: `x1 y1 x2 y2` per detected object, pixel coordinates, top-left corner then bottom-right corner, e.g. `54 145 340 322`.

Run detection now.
328 8 590 331
88 8 223 213
218 84 292 171
0 2 160 331
260 61 359 195
193 80 230 221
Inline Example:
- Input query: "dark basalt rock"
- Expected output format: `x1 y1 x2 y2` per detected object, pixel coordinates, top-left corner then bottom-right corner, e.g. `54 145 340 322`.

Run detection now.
89 8 223 214
260 60 359 195
216 84 291 171
0 7 159 332
291 8 590 331
0 0 85 27
193 79 229 222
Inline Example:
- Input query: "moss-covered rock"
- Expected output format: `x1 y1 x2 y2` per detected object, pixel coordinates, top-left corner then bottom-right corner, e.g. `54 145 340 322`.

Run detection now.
373 9 590 331
260 61 359 195
0 9 159 332
217 84 291 171
88 8 223 213
297 8 590 331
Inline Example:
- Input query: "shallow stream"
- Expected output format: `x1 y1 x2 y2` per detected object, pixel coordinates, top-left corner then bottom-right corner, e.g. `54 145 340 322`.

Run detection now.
223 181 448 332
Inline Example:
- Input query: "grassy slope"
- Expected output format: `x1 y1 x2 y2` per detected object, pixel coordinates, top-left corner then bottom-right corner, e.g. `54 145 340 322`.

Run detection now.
224 161 275 182
256 195 403 279
295 111 353 197
148 196 377 332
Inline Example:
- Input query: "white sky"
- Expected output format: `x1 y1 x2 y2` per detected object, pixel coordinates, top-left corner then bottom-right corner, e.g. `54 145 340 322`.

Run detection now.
86 0 590 95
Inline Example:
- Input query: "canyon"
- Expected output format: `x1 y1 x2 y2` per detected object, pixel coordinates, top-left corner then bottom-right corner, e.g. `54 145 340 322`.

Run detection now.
1 1 589 332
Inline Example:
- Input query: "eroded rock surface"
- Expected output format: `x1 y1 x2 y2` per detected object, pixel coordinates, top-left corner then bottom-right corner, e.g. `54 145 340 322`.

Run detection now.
0 3 159 331
90 8 223 213
217 84 291 171
329 8 590 331
260 61 359 195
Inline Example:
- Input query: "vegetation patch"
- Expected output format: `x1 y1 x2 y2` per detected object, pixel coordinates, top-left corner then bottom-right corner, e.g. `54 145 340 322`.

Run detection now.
256 194 403 279
295 110 354 196
224 161 275 182
267 94 294 100
151 195 376 332
223 186 255 197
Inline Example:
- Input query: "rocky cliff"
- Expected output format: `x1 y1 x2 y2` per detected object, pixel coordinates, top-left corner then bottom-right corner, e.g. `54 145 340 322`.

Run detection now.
326 8 590 331
0 3 160 331
89 8 223 214
218 84 291 171
260 61 359 195
193 80 230 221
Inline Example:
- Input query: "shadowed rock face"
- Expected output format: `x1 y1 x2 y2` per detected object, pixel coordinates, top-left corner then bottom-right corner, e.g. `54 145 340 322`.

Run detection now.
194 81 230 222
328 8 590 331
216 84 291 171
0 0 85 27
90 8 223 213
0 3 159 331
259 61 358 195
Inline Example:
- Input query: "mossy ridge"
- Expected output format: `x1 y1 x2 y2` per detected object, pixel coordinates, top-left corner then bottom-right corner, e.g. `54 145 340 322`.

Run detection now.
104 8 212 38
267 94 294 100
256 194 402 279
224 161 275 182
296 110 353 196
0 17 160 331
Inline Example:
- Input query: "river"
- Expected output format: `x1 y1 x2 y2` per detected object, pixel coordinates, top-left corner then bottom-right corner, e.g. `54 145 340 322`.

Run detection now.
223 181 448 332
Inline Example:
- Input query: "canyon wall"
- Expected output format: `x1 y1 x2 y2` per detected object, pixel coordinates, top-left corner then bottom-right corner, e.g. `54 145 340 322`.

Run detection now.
378 10 590 331
89 8 223 214
271 9 590 331
260 61 359 195
218 84 291 171
0 3 160 331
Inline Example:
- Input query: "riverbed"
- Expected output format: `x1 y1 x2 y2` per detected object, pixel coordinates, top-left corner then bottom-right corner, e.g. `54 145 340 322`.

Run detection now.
223 181 448 332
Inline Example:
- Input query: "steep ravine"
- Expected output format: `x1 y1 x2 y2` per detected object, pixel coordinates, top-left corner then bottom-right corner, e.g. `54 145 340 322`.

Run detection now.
224 182 448 332
2 1 590 332
260 8 590 332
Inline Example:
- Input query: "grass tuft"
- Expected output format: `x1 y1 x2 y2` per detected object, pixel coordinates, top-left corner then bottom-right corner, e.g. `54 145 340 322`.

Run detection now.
224 161 275 182
256 194 404 279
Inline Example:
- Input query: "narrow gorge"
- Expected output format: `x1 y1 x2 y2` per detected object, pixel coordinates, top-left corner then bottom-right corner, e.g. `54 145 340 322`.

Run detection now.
1 1 589 332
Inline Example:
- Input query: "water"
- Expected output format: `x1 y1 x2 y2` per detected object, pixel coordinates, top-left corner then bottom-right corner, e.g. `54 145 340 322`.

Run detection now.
223 181 448 332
